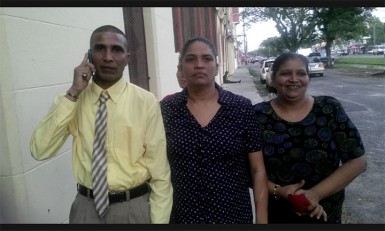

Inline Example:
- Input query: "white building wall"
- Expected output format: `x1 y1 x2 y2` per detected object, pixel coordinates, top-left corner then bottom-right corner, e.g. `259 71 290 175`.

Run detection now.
143 7 180 99
0 7 176 223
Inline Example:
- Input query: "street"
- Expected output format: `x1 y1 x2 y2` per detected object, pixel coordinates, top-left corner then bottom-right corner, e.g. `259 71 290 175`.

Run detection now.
249 64 385 224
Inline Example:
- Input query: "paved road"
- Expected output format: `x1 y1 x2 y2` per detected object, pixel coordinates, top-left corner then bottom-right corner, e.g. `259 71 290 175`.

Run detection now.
307 69 385 224
224 64 385 224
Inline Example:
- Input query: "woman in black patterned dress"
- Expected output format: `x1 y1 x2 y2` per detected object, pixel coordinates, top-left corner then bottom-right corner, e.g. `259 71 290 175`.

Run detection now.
253 52 367 223
160 37 268 224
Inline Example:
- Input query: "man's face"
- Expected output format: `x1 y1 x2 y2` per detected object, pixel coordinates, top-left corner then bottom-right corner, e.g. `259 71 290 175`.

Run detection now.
90 31 131 89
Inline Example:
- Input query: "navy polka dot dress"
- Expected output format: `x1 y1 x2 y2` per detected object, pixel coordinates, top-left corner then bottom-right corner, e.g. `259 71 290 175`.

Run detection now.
160 84 263 224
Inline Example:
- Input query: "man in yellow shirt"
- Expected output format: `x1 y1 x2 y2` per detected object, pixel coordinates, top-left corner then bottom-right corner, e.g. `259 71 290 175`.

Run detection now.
30 25 172 224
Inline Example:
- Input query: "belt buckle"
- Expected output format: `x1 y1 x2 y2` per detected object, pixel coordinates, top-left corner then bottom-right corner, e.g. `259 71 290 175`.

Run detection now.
110 191 129 202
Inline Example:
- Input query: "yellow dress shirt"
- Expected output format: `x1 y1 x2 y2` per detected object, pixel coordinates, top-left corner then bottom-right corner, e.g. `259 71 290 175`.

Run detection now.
30 77 172 223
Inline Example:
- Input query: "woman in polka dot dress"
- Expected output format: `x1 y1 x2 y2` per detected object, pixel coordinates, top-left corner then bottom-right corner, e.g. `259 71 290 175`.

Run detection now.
253 52 367 223
160 37 268 224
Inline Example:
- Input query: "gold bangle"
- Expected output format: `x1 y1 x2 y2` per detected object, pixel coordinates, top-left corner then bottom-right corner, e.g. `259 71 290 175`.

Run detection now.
66 90 79 100
273 184 281 200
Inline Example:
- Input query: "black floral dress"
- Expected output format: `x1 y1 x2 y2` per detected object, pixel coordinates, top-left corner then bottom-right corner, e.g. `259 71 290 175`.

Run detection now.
254 96 365 223
160 84 263 224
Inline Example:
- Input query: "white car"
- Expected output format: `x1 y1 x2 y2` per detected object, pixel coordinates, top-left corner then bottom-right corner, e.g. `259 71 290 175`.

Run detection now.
307 57 325 77
260 59 275 83
371 45 385 55
265 63 275 92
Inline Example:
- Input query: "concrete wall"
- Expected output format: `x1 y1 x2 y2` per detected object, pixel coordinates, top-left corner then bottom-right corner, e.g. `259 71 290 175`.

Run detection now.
0 7 178 223
143 7 180 99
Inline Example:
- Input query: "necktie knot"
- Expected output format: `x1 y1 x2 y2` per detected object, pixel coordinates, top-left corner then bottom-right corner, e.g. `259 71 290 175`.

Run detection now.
100 91 109 104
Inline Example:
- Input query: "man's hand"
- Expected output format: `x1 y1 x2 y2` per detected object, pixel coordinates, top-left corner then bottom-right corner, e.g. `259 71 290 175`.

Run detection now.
69 53 96 96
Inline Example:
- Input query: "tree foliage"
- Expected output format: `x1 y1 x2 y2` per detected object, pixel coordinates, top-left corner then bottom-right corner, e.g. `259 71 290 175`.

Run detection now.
259 37 287 56
311 7 374 66
241 7 375 67
241 7 317 52
366 16 385 47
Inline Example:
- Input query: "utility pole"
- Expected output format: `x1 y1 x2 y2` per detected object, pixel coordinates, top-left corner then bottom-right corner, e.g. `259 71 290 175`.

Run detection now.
373 22 377 45
243 22 247 56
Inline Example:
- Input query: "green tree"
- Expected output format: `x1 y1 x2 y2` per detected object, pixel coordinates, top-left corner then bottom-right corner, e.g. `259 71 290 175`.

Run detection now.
241 7 318 52
367 16 385 47
247 50 258 57
259 37 287 57
312 7 374 67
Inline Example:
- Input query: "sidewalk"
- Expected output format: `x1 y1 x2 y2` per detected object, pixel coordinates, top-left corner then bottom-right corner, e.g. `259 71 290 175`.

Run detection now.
222 64 264 105
221 64 263 222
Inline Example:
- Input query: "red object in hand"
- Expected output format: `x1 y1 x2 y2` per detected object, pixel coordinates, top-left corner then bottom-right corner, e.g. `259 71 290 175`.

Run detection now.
288 194 310 213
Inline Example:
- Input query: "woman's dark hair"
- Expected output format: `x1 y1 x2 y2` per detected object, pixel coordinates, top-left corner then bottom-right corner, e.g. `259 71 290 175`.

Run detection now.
269 52 309 93
178 37 217 66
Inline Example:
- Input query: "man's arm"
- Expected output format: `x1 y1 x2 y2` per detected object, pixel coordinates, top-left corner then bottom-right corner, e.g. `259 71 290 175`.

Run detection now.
143 100 173 224
31 53 93 160
30 96 77 160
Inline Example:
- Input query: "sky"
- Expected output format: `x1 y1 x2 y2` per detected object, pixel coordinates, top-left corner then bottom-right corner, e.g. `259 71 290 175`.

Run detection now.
237 7 385 52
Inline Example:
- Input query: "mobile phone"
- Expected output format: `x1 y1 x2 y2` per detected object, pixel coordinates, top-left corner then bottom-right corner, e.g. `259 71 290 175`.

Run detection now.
88 49 95 76
88 49 93 64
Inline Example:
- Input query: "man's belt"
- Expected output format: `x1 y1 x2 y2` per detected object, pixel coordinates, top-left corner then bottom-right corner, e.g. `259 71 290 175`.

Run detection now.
77 182 150 203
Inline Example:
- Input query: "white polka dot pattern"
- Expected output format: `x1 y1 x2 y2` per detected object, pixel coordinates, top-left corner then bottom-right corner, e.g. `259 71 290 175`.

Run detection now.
160 84 263 224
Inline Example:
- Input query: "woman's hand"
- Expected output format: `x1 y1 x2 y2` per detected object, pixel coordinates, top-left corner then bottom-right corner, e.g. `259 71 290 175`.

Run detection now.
308 204 327 222
276 179 305 200
294 188 327 222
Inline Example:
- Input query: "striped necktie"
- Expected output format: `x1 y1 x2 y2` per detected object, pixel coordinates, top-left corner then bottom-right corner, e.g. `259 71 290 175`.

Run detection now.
92 91 109 218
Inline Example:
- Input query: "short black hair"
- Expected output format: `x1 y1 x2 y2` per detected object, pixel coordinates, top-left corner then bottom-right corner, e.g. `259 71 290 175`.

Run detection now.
90 25 128 50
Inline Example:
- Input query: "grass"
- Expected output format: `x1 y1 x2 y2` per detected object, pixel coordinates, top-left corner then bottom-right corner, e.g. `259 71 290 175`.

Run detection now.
334 56 385 70
248 67 259 77
333 63 384 70
336 57 385 65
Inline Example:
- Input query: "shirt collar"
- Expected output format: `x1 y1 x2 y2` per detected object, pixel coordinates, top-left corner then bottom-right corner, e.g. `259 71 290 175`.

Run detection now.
91 77 126 104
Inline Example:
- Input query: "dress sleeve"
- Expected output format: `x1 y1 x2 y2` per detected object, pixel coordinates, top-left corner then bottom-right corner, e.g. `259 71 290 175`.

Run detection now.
331 97 365 163
244 102 263 153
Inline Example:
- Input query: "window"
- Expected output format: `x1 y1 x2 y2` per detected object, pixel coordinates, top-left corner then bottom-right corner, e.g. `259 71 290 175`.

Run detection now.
172 7 217 53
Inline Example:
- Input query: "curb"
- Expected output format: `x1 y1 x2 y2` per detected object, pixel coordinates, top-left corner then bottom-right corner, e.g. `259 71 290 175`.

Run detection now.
222 64 264 105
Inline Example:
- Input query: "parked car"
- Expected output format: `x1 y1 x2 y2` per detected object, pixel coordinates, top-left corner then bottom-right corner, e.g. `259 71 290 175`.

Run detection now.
265 63 274 92
256 56 268 64
307 57 324 77
308 52 321 57
260 59 275 83
319 56 335 67
370 45 385 55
